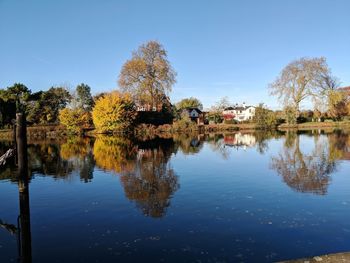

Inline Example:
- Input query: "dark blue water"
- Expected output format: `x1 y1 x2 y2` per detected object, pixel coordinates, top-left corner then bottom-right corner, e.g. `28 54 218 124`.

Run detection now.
1 130 350 262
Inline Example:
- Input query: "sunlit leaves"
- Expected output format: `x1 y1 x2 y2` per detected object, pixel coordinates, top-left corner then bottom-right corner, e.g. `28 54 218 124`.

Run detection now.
92 91 136 133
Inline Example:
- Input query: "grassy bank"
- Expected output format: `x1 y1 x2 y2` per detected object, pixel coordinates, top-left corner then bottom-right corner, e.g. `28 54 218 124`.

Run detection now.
278 121 350 130
0 125 68 140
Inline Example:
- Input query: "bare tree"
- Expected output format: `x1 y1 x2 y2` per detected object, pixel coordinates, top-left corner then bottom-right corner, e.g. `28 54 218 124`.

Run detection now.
269 57 329 123
118 41 176 109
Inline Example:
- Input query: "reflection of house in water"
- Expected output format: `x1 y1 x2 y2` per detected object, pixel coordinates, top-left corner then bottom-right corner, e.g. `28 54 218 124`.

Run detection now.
224 133 256 149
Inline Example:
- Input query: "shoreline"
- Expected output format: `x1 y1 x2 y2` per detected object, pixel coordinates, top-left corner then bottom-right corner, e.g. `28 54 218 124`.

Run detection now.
1 121 349 139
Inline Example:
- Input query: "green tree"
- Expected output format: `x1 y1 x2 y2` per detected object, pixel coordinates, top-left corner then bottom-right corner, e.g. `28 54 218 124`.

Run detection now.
253 103 278 129
118 40 176 109
176 97 203 110
26 86 72 124
0 83 31 112
76 83 94 111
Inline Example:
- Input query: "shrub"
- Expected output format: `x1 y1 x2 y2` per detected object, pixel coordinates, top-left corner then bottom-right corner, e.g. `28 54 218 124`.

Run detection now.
172 113 198 131
59 108 92 134
92 91 136 133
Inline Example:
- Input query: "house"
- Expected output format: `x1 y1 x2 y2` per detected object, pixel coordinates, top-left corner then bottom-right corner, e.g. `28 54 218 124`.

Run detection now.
136 95 172 112
181 107 205 124
222 103 255 122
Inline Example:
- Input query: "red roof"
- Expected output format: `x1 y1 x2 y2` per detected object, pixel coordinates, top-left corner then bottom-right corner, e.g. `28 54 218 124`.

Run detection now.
339 86 350 91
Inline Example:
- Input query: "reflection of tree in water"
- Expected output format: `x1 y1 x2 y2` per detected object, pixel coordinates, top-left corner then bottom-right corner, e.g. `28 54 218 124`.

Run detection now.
60 137 95 182
0 138 95 182
206 133 230 159
253 130 284 154
120 139 179 218
173 133 204 155
93 136 137 173
270 132 339 195
28 142 73 178
328 130 350 161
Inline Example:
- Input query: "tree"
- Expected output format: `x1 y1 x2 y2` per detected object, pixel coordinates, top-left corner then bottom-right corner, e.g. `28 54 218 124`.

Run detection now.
269 57 329 123
214 96 231 111
176 97 203 110
26 86 72 124
58 108 92 134
0 83 31 113
92 91 136 132
76 83 94 111
208 97 231 123
253 103 278 129
327 90 349 120
118 41 176 109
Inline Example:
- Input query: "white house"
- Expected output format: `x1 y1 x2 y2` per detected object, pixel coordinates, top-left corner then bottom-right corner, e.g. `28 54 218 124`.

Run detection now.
222 103 255 122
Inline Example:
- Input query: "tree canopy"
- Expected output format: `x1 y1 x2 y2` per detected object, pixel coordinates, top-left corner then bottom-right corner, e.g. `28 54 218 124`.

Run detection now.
269 57 329 123
92 91 136 132
176 97 203 110
76 83 94 111
118 41 176 109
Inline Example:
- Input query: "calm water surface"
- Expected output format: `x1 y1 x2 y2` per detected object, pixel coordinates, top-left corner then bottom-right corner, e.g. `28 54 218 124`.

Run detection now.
1 130 350 262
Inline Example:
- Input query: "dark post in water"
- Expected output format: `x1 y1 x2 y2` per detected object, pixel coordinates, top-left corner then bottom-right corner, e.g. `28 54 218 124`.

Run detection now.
16 113 32 263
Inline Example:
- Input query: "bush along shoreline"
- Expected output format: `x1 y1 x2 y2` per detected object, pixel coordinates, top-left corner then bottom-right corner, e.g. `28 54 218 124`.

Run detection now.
2 120 350 140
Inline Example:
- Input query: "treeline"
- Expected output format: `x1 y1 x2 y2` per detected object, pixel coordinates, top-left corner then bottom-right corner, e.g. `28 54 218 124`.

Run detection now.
0 41 180 134
0 82 95 129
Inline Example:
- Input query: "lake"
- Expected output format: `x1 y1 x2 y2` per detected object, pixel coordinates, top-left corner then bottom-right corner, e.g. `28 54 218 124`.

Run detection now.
1 130 350 262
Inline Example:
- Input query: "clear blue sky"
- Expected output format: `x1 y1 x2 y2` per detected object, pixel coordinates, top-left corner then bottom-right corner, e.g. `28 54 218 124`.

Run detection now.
1 0 349 109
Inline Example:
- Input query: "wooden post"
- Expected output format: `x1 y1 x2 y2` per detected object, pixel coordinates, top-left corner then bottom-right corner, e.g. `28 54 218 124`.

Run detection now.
16 113 32 263
16 113 27 175
13 120 16 145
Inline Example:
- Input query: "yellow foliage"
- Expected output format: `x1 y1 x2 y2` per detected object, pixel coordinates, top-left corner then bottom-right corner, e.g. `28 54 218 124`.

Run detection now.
60 138 91 160
92 91 136 133
93 136 137 173
59 108 92 134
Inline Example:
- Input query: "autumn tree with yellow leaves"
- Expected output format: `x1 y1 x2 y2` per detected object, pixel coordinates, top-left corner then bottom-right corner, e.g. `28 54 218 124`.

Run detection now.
59 108 92 134
92 91 136 133
118 41 176 109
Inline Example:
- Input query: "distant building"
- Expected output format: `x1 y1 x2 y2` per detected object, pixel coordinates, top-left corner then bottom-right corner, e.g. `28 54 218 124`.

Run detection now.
181 107 205 124
136 95 172 112
222 103 255 122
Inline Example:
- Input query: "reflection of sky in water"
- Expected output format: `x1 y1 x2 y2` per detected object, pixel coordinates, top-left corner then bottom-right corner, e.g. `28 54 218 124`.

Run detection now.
0 131 350 262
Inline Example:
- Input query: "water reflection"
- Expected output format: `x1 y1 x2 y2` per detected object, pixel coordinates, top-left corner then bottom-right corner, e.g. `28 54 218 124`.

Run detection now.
2 130 350 262
92 136 179 217
269 131 349 195
120 139 179 218
93 136 137 173
1 130 350 216
60 138 95 182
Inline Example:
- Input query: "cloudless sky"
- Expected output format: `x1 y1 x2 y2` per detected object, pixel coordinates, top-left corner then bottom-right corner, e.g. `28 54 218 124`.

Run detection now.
1 0 349 109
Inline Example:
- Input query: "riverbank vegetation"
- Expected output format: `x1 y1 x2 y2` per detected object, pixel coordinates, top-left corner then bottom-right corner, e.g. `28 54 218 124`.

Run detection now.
1 42 350 137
